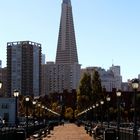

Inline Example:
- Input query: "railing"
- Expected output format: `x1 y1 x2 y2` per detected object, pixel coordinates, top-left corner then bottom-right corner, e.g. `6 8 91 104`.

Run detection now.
118 128 140 140
82 121 140 140
106 125 140 140
0 120 59 140
0 127 16 140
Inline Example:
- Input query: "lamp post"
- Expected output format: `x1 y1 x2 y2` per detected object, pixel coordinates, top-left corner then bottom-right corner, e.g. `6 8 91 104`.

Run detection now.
92 105 95 122
60 94 64 121
45 107 48 125
25 96 30 133
106 95 111 128
32 100 36 129
0 80 2 89
116 90 121 140
100 100 104 127
13 90 19 128
42 105 45 125
96 103 99 123
131 78 139 140
38 102 41 125
0 81 2 96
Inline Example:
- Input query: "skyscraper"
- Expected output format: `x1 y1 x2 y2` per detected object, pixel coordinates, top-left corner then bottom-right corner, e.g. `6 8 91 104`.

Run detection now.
56 0 78 64
7 41 41 97
42 0 80 95
55 0 80 92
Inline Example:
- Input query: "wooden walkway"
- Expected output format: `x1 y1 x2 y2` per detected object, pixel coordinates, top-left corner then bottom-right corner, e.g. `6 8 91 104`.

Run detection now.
43 123 93 140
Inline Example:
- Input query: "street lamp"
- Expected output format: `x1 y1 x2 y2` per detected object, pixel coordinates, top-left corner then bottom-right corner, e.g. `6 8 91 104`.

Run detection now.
131 78 139 140
38 102 41 124
25 96 30 133
96 103 99 123
116 90 121 140
45 107 48 124
0 80 2 89
100 100 104 127
0 81 2 96
92 105 95 122
13 90 19 128
42 105 45 125
32 100 36 129
106 95 111 128
60 94 64 121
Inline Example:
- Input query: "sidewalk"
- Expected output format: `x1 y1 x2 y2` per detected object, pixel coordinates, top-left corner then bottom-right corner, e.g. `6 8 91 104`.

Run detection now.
43 123 93 140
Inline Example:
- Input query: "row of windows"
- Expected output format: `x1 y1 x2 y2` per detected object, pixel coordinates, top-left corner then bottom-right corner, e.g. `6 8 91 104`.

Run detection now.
0 104 9 109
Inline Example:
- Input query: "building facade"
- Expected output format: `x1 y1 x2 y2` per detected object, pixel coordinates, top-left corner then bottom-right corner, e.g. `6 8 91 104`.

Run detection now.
41 62 80 95
7 41 41 97
0 98 16 124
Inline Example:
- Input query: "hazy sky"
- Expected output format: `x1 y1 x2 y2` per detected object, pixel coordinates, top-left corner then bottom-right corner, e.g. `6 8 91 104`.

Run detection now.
0 0 140 82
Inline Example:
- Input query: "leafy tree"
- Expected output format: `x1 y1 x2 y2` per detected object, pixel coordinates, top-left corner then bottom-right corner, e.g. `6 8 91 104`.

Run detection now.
65 107 73 120
77 72 92 111
92 70 103 103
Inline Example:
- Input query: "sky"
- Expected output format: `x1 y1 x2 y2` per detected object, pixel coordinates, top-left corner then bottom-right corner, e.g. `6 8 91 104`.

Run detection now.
0 0 140 82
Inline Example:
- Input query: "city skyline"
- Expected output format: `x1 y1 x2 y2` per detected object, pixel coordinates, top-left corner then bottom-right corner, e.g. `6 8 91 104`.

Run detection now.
0 0 140 82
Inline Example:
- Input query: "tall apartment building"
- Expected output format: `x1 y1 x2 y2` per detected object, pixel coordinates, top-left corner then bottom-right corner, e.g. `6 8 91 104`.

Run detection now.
7 41 41 97
41 0 81 95
81 65 122 92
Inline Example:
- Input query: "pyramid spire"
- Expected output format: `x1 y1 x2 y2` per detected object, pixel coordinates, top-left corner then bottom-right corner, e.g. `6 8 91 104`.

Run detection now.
56 0 78 64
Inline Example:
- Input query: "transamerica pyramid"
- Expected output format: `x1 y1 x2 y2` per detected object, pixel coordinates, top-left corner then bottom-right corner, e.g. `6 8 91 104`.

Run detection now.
56 0 79 64
44 0 81 94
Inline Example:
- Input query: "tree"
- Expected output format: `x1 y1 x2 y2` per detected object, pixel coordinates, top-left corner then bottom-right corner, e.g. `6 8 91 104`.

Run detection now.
77 72 92 111
92 70 103 103
65 107 73 120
